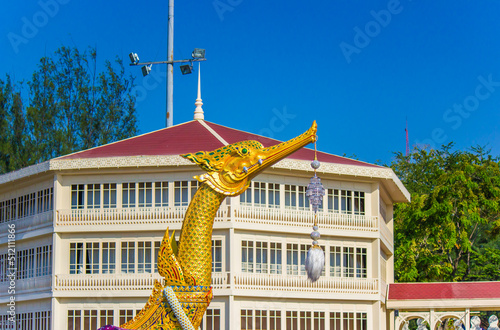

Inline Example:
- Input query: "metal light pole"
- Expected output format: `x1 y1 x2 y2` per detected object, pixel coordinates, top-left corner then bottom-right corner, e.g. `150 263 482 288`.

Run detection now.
167 0 174 127
129 1 205 128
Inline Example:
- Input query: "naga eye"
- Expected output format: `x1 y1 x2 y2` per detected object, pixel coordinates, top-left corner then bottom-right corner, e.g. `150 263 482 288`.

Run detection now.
241 148 248 154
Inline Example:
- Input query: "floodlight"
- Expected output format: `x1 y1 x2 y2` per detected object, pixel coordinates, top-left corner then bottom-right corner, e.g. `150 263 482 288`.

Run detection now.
129 52 139 64
180 64 193 75
142 64 152 77
191 48 205 59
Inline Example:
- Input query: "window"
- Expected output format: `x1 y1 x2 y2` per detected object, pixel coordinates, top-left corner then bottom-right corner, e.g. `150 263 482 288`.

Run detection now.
103 184 117 208
138 182 153 207
298 186 310 210
330 312 341 330
70 242 117 275
343 312 354 330
356 248 367 278
138 241 152 273
285 185 309 210
0 198 17 223
204 309 221 330
286 311 298 330
119 310 135 325
102 242 116 274
34 311 50 330
256 242 268 273
70 242 84 274
17 248 35 279
0 254 8 282
86 243 100 274
18 193 36 219
18 312 33 330
122 183 136 208
84 310 98 330
328 189 365 215
353 192 365 215
330 246 342 277
212 240 222 273
242 241 254 273
71 184 85 209
286 243 299 275
241 310 253 330
268 183 280 208
68 310 81 330
37 188 53 213
190 180 200 199
155 182 168 207
100 310 113 328
314 312 325 330
87 184 101 209
35 245 52 276
343 247 355 278
240 184 252 205
356 312 367 330
256 310 268 330
300 311 312 330
254 182 266 206
270 310 282 330
174 181 189 206
270 243 282 274
285 185 297 209
121 241 135 273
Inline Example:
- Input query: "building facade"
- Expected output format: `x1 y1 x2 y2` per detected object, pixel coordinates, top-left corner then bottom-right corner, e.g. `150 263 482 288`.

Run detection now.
0 120 409 330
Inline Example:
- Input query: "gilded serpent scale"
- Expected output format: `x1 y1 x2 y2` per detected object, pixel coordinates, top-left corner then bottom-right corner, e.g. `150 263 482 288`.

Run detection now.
115 122 318 330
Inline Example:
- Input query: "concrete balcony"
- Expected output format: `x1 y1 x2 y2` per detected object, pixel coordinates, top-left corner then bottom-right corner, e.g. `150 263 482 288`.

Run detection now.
53 272 231 297
233 273 379 298
234 206 378 234
51 272 377 300
0 211 52 241
55 205 379 236
0 275 52 301
56 206 228 231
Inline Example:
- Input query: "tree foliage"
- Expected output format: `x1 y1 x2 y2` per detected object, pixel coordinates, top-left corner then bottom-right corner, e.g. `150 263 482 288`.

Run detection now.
0 46 138 174
391 144 500 282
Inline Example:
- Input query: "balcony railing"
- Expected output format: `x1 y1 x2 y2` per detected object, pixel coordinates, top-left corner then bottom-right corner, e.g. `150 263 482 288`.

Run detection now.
233 273 378 295
57 206 228 226
54 272 231 291
235 206 378 231
56 205 377 233
0 275 52 297
380 220 393 247
52 273 376 296
0 211 52 237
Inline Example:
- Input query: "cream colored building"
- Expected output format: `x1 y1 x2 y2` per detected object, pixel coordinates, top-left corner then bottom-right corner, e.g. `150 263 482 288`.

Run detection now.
0 117 409 330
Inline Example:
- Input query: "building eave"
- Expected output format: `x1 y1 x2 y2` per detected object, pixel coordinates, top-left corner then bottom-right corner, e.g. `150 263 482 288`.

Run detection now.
0 155 410 203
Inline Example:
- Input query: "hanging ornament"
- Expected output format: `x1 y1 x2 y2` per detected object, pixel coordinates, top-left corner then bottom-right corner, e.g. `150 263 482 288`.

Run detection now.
305 139 326 282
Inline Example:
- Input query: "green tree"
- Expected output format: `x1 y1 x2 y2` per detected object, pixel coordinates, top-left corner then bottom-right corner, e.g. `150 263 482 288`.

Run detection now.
391 144 500 282
0 46 139 174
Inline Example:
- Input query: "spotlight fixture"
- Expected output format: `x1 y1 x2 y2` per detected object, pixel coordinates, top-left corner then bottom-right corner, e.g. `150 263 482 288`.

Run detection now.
180 64 193 75
191 48 205 59
142 64 152 77
129 52 139 64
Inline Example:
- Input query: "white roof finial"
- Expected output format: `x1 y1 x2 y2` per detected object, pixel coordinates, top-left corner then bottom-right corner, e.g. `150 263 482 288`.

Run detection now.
194 62 204 121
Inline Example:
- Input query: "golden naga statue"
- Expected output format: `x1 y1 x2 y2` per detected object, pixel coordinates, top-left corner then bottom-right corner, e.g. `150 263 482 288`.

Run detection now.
107 122 317 330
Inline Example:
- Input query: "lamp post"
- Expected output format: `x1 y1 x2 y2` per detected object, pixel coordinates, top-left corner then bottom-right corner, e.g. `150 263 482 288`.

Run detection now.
129 0 206 127
129 50 206 127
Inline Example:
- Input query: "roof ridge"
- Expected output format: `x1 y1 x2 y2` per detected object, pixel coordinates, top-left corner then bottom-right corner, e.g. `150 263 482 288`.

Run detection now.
198 120 229 146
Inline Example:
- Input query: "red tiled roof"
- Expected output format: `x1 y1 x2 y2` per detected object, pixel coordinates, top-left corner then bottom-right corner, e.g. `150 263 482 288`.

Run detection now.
58 120 380 168
388 282 500 300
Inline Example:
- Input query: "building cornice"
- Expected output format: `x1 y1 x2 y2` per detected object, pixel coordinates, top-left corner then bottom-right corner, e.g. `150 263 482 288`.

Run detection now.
0 155 410 202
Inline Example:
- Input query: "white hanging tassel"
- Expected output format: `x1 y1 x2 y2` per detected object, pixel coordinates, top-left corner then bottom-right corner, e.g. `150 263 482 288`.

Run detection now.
305 245 324 282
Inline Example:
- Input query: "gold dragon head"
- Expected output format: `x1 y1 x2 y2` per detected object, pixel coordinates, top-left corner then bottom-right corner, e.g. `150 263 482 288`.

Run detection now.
182 121 317 196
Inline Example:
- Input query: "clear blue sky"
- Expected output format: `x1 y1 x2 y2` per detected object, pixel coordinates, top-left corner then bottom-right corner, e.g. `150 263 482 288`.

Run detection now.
2 0 500 165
